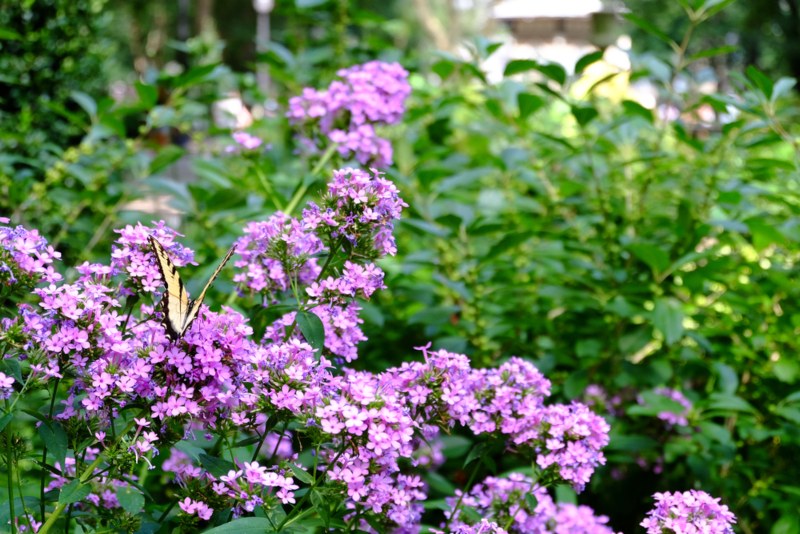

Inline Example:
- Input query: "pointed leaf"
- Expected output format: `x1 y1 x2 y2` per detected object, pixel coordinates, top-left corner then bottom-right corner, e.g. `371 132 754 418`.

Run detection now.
653 297 684 345
202 518 275 533
115 486 145 515
297 311 326 352
58 479 92 505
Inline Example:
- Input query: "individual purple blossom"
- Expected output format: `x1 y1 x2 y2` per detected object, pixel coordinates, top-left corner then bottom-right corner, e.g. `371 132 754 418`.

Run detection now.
287 61 411 167
0 221 62 286
641 490 736 534
0 372 14 400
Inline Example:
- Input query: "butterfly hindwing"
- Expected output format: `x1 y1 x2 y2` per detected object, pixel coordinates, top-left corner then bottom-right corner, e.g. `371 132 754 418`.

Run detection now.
148 236 234 341
183 244 236 332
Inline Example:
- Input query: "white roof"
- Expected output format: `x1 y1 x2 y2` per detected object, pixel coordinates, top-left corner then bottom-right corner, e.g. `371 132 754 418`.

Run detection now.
493 0 606 19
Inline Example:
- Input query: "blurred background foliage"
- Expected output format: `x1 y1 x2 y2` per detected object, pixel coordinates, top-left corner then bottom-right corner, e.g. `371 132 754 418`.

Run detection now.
2 0 800 532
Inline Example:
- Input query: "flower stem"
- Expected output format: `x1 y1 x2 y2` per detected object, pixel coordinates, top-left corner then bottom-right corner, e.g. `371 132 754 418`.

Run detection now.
284 143 338 217
6 423 16 534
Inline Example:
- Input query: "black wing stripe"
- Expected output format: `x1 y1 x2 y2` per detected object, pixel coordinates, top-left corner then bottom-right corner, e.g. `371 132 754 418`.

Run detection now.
184 244 236 330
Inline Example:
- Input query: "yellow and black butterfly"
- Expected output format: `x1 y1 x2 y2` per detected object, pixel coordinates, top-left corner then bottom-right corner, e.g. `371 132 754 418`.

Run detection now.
148 236 235 341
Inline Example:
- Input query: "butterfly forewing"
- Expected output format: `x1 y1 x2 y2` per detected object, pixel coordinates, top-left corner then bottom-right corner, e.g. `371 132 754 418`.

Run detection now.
148 236 235 340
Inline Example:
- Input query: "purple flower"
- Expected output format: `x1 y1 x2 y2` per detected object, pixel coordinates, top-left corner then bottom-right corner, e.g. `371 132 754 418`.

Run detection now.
0 221 62 287
641 490 736 534
443 473 618 533
639 387 693 427
232 131 264 150
287 61 411 167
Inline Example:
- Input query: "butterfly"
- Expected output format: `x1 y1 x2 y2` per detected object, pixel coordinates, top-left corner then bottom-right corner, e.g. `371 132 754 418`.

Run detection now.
148 236 236 341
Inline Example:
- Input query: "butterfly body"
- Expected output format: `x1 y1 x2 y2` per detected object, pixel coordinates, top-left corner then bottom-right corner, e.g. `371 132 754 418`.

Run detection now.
148 236 235 341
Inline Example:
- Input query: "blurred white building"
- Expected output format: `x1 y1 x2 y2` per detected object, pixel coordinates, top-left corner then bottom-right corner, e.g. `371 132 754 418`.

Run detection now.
484 0 628 81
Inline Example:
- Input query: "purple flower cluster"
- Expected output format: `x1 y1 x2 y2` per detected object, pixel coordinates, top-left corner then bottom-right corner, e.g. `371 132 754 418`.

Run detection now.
110 221 195 295
287 61 411 167
233 213 322 296
441 473 618 533
304 167 407 256
0 168 697 532
641 490 736 534
0 219 61 288
235 167 405 362
536 403 611 491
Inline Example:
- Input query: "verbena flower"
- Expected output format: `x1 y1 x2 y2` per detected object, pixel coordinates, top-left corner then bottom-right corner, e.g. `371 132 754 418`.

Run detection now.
641 490 736 534
287 61 411 167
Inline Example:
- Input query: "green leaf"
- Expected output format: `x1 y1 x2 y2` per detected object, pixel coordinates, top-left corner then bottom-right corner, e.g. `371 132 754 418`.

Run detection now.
0 358 22 383
172 63 220 89
115 486 145 515
426 471 456 495
705 393 757 414
288 463 313 485
621 99 654 123
571 105 598 127
575 50 604 74
771 513 800 534
70 91 97 119
198 453 236 478
774 358 800 384
38 421 68 469
58 479 92 505
629 243 670 274
0 413 12 433
745 217 786 250
746 66 774 100
504 59 539 77
517 92 544 119
135 82 158 108
772 77 797 103
202 518 275 533
0 27 22 40
624 13 675 46
148 146 185 175
297 311 325 352
653 298 684 345
687 45 737 63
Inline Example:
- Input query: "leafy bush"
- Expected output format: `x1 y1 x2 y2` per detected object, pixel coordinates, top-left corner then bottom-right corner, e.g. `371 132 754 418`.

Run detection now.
0 0 114 161
1 1 799 532
356 10 800 533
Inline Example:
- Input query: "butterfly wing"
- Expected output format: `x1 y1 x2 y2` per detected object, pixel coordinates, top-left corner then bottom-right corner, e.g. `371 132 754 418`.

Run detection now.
181 244 236 335
148 236 190 341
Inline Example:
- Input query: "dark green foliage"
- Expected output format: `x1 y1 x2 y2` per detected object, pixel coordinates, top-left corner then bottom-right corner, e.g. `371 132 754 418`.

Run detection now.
0 0 113 160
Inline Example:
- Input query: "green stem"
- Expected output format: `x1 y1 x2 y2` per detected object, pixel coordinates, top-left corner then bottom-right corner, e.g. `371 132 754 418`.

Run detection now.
253 165 284 211
38 412 143 534
284 143 338 216
277 445 343 530
443 457 482 531
282 237 344 342
6 425 16 534
40 378 61 520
